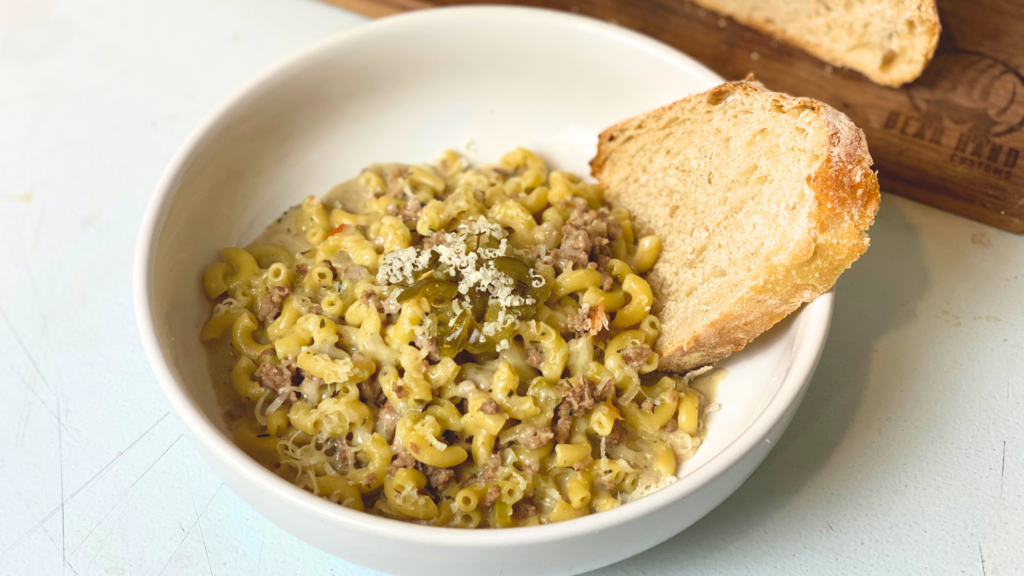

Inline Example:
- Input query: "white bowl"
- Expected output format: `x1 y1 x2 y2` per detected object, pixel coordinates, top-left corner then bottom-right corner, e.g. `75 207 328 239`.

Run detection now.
134 7 833 576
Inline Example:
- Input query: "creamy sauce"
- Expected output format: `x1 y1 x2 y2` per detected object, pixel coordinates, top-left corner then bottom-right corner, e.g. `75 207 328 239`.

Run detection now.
690 368 726 407
206 337 247 426
249 206 310 257
320 164 396 210
204 166 402 429
249 162 408 256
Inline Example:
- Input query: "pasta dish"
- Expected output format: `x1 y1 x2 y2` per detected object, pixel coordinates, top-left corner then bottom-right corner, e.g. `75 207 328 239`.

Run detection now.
199 148 718 527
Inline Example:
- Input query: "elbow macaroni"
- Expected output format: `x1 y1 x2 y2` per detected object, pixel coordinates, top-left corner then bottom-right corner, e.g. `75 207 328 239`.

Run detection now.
199 149 718 528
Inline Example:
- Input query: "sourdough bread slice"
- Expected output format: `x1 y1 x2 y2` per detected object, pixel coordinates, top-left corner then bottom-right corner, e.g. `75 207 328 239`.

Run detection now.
591 80 879 373
691 0 940 87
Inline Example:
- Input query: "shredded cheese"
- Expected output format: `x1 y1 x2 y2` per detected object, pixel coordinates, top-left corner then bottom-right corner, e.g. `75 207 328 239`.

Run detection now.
375 216 537 342
528 268 545 288
212 298 244 317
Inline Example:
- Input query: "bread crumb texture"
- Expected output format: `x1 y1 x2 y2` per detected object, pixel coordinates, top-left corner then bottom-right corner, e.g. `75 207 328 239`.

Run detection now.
591 80 880 372
691 0 940 87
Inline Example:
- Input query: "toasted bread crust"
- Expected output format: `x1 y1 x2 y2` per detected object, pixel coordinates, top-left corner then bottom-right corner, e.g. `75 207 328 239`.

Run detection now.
591 80 880 372
689 0 940 87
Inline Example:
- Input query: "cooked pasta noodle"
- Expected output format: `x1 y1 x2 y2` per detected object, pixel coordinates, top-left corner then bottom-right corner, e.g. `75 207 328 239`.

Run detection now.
200 149 721 528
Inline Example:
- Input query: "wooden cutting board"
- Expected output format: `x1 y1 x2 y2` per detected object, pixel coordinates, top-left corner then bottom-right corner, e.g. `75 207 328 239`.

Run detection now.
322 0 1024 233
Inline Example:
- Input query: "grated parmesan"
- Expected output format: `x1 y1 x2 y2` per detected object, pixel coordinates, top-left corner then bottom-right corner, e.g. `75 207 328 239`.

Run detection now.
375 216 539 342
528 268 545 288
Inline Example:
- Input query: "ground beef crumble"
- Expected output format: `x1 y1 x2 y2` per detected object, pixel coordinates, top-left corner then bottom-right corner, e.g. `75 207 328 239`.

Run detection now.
422 230 448 249
418 463 455 489
479 454 501 482
602 420 628 446
565 304 591 335
511 496 538 520
479 398 502 415
376 401 400 441
481 484 502 507
622 344 653 370
551 376 596 444
399 200 423 225
358 376 385 407
516 426 554 449
342 265 370 282
385 198 422 224
255 362 297 401
539 203 624 274
565 301 608 337
326 436 357 468
387 445 417 476
525 345 544 369
552 401 573 444
256 286 292 322
561 375 596 411
361 289 384 312
594 376 616 402
413 332 441 363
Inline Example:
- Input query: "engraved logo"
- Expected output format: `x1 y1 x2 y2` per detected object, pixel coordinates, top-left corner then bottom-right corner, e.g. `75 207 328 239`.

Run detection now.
909 51 1024 139
883 50 1022 181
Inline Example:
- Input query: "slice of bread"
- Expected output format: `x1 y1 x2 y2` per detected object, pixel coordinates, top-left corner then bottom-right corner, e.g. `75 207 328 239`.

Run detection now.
591 80 879 373
691 0 940 87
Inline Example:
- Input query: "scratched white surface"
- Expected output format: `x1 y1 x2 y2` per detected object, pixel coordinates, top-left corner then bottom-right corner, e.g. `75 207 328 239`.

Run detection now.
0 0 1021 574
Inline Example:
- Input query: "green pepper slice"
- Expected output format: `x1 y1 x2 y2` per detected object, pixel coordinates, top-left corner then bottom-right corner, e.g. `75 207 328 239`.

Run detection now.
491 256 532 287
437 309 473 357
465 303 517 354
397 279 458 304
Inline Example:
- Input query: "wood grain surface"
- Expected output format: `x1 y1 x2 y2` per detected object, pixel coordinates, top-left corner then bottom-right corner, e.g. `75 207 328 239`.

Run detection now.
322 0 1024 233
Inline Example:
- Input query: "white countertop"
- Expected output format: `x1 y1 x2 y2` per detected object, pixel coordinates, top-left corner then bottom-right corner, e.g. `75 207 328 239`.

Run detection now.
1 0 1021 574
